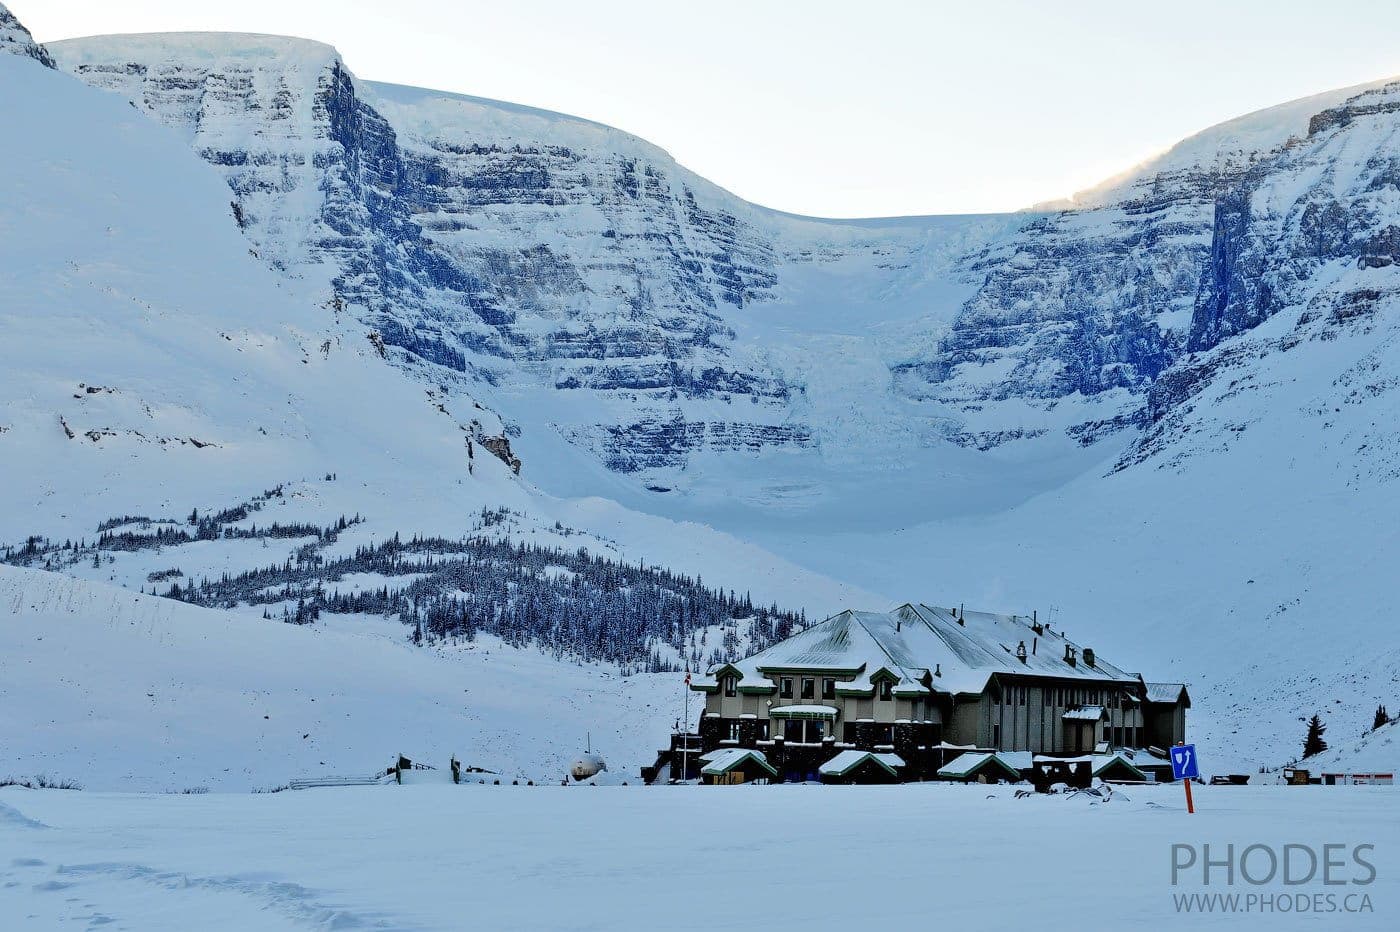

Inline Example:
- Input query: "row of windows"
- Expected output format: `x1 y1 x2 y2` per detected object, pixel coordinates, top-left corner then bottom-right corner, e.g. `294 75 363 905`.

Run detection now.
721 674 900 701
721 719 946 746
988 722 1145 752
998 685 1130 708
776 676 841 700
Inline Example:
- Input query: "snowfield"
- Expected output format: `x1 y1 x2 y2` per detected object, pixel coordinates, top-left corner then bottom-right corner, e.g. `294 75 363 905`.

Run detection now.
0 564 682 791
1 783 1397 931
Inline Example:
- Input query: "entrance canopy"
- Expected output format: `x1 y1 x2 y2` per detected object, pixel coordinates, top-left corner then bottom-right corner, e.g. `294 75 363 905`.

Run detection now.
770 704 838 720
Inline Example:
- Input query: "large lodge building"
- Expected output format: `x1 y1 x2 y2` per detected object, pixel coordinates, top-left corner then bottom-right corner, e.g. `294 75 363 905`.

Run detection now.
674 603 1189 784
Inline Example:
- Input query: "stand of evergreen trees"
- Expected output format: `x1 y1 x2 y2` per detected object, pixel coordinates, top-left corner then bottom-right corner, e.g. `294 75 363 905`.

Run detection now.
4 494 805 673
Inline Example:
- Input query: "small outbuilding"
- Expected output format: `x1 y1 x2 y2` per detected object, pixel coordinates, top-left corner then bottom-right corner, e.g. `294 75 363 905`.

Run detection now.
701 748 777 785
1091 752 1147 783
819 750 903 785
937 752 1022 784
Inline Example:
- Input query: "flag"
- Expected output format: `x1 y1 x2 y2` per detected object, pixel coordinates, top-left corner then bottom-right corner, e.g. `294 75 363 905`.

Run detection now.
684 671 691 685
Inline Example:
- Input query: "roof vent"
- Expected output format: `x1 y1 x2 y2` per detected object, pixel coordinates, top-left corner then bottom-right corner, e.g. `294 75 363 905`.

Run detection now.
1083 648 1095 668
934 664 941 677
1064 645 1077 667
1016 641 1027 664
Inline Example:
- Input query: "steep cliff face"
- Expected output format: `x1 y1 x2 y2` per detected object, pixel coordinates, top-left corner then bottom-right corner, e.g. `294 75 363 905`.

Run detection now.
1120 80 1400 476
1189 81 1400 354
51 34 1025 493
48 32 1400 509
886 75 1400 457
0 1 52 66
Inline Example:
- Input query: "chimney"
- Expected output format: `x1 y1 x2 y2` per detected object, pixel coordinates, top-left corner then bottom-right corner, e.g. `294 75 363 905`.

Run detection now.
1031 609 1043 635
1083 648 1095 668
957 603 965 626
1032 637 1038 655
1064 645 1077 667
934 664 941 677
1016 641 1027 664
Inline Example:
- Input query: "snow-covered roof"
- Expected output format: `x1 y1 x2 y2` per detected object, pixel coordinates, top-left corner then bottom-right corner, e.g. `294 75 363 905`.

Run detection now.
700 748 776 777
1091 753 1146 780
819 749 904 777
1062 705 1105 721
937 752 1023 779
706 603 1143 698
1144 682 1189 704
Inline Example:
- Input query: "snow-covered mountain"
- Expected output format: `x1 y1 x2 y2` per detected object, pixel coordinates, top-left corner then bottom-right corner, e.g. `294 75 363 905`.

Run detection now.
47 31 1029 505
8 0 1400 785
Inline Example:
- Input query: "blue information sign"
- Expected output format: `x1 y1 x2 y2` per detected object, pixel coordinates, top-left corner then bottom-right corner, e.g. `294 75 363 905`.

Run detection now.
1170 743 1199 781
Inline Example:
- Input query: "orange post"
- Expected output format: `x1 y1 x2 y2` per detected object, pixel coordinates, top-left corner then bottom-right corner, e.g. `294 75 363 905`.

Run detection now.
1184 777 1195 814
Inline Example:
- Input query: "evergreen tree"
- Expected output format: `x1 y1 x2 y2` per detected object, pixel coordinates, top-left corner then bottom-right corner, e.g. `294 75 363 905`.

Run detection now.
1373 704 1390 731
1302 714 1328 758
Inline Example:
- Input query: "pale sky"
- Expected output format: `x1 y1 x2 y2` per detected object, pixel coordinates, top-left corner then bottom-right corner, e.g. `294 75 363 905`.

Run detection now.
19 0 1400 218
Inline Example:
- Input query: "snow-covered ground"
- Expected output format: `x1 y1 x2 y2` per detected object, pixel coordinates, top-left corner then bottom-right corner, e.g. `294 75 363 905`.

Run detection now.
2 783 1396 931
0 564 683 791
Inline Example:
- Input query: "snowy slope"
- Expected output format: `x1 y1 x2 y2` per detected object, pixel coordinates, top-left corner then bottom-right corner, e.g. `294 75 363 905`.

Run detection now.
1310 718 1400 776
0 563 683 790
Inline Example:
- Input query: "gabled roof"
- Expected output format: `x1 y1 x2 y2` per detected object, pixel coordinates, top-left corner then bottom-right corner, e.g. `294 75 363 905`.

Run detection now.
705 603 1143 698
938 752 1023 781
1145 682 1191 706
700 748 776 777
1092 753 1147 781
819 750 904 778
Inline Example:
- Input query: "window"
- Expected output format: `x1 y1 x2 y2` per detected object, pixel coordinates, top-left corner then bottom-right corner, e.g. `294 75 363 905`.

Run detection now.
723 675 736 698
1019 686 1026 706
879 680 893 701
992 723 1001 749
727 720 740 741
780 677 793 699
758 721 769 740
801 677 815 700
783 719 825 743
822 678 835 700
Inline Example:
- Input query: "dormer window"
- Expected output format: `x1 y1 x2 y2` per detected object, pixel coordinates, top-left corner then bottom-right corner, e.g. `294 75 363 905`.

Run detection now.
723 675 737 698
879 680 893 701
